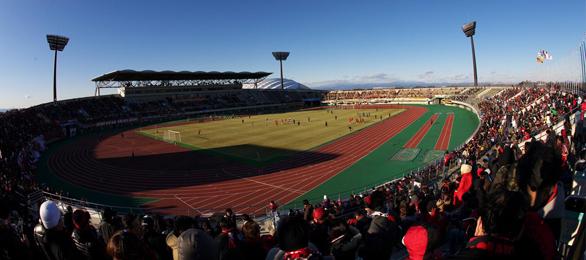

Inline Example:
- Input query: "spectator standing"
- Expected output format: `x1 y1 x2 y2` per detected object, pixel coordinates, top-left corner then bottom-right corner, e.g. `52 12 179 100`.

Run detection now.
71 209 107 260
34 201 80 260
177 228 218 260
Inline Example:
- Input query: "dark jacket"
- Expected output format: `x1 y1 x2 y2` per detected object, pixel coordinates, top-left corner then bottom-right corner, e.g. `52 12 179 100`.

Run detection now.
238 240 267 260
354 217 371 237
143 230 172 260
34 224 79 260
358 214 399 260
309 222 330 255
71 227 107 260
330 226 362 260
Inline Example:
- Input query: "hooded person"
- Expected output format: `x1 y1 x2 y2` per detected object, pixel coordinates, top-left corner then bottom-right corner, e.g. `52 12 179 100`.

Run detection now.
453 164 474 207
34 200 80 260
178 228 218 260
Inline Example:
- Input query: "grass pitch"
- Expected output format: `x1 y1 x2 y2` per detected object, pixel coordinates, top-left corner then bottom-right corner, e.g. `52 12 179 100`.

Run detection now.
139 108 403 163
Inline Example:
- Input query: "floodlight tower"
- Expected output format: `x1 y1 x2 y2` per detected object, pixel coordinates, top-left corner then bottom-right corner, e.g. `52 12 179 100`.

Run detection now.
272 51 290 90
47 35 69 102
462 21 478 86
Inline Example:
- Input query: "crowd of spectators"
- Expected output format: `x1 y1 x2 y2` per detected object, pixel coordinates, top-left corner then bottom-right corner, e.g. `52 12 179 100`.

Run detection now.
325 88 466 101
1 84 585 259
450 87 484 102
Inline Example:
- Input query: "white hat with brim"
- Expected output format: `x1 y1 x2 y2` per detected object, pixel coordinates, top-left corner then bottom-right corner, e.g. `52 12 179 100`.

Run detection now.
39 201 61 229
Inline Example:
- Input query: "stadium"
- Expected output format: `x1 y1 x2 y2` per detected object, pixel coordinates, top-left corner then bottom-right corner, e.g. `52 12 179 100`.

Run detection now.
1 2 586 260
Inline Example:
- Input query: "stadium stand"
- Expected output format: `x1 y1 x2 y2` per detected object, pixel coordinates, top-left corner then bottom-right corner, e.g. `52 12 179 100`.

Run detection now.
1 83 585 259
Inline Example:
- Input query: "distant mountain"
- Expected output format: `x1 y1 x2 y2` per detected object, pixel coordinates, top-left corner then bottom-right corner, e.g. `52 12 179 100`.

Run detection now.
310 81 475 90
0 109 7 112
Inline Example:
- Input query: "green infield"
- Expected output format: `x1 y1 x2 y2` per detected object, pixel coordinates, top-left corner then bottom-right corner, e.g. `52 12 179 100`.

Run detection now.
138 108 404 163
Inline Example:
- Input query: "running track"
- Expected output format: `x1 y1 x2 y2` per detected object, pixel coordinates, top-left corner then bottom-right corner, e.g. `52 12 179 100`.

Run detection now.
46 105 426 216
434 113 454 150
403 114 439 148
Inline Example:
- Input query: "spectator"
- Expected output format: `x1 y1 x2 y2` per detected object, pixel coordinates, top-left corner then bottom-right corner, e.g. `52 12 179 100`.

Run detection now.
266 215 331 259
302 200 314 223
349 209 370 237
63 206 73 235
402 224 440 260
107 230 145 260
71 209 107 259
239 220 267 260
215 217 240 260
450 189 527 259
358 190 399 260
453 164 474 207
167 216 193 260
177 228 218 260
0 199 30 259
34 201 80 260
223 208 236 228
329 220 362 260
309 207 330 255
98 208 115 245
142 215 171 260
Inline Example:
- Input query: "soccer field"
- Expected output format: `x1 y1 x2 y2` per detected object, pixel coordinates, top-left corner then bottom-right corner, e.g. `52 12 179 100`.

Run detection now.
139 108 404 163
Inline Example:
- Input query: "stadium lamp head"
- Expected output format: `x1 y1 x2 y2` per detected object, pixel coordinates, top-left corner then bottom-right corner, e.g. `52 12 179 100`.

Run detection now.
272 52 290 61
47 35 69 51
462 21 476 37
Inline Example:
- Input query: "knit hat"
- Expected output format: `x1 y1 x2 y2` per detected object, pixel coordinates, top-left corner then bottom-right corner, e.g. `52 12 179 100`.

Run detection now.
461 164 472 175
39 201 61 229
403 225 429 260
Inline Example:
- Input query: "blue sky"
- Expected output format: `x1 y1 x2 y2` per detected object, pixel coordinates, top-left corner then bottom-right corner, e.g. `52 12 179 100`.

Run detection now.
0 0 585 108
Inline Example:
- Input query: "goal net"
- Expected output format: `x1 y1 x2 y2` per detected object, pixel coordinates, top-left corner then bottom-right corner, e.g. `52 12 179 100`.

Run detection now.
164 130 182 143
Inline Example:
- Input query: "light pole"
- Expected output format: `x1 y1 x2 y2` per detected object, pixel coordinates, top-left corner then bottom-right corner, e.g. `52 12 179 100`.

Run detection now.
462 21 478 86
47 35 69 102
272 52 290 90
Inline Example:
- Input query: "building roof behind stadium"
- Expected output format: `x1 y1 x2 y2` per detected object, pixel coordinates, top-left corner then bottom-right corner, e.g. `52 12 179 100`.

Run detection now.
92 70 272 82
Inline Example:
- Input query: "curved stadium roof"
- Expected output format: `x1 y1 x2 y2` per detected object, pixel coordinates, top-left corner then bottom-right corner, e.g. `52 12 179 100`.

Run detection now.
245 78 310 90
92 70 271 82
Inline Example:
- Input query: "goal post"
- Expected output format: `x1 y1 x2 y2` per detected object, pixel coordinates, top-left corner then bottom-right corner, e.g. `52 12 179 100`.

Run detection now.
164 130 182 143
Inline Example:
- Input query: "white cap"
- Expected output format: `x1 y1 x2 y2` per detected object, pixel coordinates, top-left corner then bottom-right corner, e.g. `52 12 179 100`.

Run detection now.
39 201 61 229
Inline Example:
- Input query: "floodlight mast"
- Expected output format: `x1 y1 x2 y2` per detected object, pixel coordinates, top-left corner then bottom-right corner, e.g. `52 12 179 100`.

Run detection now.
46 35 69 102
272 52 289 90
462 21 478 87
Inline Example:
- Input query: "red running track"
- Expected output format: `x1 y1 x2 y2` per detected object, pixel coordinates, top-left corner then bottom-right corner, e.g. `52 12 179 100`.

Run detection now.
434 113 454 150
403 114 438 148
46 105 426 216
